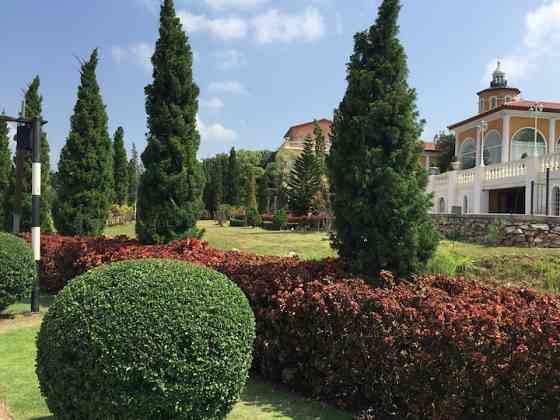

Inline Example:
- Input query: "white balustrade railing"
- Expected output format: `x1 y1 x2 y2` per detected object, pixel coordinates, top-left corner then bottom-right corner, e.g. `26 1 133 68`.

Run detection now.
484 160 527 181
432 173 449 188
457 169 475 185
540 152 560 173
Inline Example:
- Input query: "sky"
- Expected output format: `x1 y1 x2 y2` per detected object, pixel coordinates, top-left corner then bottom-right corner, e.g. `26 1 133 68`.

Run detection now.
2 0 560 166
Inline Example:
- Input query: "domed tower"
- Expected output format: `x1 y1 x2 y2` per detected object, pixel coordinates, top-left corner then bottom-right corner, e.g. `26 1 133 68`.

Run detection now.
477 61 521 114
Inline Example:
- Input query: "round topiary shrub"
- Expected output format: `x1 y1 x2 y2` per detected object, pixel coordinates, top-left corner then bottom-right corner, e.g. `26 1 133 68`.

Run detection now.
36 259 256 420
0 232 36 313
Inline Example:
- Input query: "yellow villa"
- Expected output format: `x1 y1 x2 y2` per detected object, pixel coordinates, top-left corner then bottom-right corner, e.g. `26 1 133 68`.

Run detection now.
429 62 560 215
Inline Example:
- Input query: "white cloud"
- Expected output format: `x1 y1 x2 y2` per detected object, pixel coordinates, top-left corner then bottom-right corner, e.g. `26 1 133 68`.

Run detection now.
178 11 248 40
204 0 269 10
197 116 238 144
252 7 326 44
524 1 560 51
483 1 560 84
209 81 248 95
214 49 244 70
178 7 326 44
200 97 225 110
111 43 154 72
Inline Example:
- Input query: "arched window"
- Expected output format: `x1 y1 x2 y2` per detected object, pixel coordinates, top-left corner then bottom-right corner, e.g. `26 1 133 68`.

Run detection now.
461 138 476 169
553 187 560 217
484 130 502 165
479 98 485 113
512 128 547 161
463 195 469 214
490 97 498 109
438 198 446 213
505 96 512 104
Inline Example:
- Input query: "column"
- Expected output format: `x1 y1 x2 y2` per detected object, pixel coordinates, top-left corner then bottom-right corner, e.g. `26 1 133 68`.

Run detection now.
454 132 460 159
549 118 557 154
475 127 482 166
502 114 510 162
525 157 538 215
472 166 484 213
447 170 457 212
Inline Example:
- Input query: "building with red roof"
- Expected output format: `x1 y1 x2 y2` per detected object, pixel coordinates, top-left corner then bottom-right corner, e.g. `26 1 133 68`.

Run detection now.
429 62 560 215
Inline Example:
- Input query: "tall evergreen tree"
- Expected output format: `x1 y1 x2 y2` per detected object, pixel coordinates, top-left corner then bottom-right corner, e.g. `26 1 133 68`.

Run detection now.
0 116 12 230
127 143 140 207
328 0 438 278
256 174 270 214
11 77 54 232
112 127 129 205
136 0 205 244
435 132 455 173
288 135 321 216
245 167 257 210
313 119 327 176
226 147 241 206
53 49 113 236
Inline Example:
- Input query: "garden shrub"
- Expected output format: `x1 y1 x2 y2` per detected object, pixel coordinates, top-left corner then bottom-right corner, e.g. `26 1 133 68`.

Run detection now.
245 207 262 227
30 234 560 418
0 232 36 312
272 209 288 230
229 218 246 227
36 259 255 420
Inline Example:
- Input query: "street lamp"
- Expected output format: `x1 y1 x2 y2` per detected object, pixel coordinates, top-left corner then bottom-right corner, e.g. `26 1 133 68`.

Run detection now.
529 102 544 157
477 120 488 167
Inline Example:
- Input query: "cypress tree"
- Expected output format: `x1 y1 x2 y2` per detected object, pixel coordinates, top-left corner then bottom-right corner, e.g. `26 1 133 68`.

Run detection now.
136 0 205 244
0 116 12 230
226 147 241 205
288 135 321 216
256 174 270 214
127 143 140 207
53 49 113 236
112 127 129 205
245 167 257 210
12 77 54 232
313 119 327 176
328 0 438 278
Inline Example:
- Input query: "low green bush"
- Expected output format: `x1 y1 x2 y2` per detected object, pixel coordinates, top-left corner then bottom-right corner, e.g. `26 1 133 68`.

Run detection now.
426 249 475 277
230 218 246 227
36 259 256 420
0 232 36 312
245 207 262 227
272 209 288 230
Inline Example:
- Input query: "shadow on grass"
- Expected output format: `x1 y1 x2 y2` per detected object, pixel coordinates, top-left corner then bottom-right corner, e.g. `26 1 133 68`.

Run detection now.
241 378 351 420
31 417 55 420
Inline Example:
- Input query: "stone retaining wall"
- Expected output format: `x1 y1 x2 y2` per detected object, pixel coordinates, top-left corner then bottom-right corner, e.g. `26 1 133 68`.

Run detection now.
431 214 560 247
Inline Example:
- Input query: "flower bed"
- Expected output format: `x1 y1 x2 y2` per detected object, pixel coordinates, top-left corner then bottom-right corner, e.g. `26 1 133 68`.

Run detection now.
26 234 560 418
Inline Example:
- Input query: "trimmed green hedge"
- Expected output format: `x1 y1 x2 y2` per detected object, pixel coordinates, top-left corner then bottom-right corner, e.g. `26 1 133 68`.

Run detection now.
0 232 35 312
36 259 256 420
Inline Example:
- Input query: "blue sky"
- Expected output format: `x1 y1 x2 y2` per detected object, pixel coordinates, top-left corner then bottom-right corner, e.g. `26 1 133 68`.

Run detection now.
2 0 560 166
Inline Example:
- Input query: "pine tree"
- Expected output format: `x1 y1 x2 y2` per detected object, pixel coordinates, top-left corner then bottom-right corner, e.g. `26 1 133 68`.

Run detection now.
127 143 140 207
313 119 327 176
328 0 438 278
136 0 205 244
53 49 113 236
112 127 129 205
0 116 12 230
226 147 241 206
288 135 321 216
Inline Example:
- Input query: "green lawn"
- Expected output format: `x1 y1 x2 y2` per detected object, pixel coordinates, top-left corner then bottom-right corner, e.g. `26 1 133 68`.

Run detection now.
0 301 350 420
105 221 335 260
105 221 560 292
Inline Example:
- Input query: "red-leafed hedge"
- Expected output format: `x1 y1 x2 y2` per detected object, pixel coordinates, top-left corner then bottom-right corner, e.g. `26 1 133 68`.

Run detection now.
26 234 560 419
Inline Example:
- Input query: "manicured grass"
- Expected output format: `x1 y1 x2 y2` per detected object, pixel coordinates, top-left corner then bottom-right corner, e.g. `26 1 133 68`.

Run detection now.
0 301 350 420
105 221 335 260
